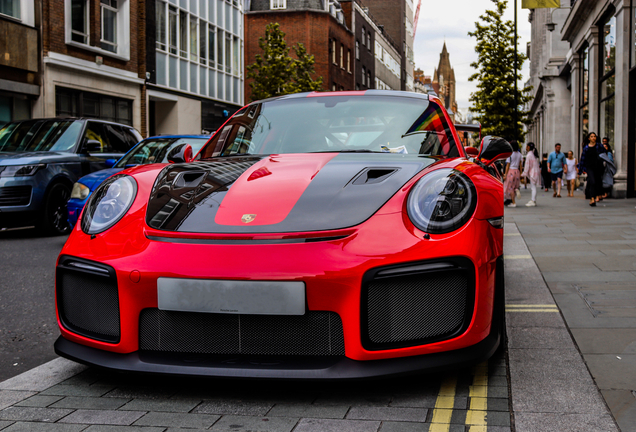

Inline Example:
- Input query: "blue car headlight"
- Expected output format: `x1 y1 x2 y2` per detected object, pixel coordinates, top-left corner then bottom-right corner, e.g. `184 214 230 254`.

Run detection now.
81 175 137 234
407 168 477 234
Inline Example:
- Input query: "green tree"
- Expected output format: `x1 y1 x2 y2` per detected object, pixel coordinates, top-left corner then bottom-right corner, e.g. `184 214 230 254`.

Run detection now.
468 0 531 142
246 23 323 101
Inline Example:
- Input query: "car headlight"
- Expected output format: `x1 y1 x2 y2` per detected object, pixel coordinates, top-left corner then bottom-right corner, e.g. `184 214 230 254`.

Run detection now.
70 182 90 200
81 175 137 234
0 164 45 177
407 168 477 234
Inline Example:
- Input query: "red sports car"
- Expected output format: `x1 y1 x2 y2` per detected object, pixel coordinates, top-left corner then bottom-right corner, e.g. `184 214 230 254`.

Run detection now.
55 91 512 378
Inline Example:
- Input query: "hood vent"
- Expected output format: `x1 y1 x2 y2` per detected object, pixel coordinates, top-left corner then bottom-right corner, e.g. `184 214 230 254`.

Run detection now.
352 168 399 186
172 171 206 189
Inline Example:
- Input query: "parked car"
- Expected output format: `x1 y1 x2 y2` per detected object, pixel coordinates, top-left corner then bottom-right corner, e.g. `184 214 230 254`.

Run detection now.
55 91 512 378
68 135 210 228
0 118 141 234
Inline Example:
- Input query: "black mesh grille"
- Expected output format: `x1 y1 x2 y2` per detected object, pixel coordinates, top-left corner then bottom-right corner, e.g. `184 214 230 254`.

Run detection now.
57 267 120 342
366 271 469 347
0 186 32 206
139 309 345 356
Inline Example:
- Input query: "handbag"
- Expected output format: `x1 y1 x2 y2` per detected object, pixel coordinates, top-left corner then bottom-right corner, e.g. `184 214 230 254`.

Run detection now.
575 178 581 189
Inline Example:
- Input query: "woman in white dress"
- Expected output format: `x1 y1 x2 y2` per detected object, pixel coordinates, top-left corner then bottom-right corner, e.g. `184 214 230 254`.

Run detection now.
521 142 540 206
565 151 578 197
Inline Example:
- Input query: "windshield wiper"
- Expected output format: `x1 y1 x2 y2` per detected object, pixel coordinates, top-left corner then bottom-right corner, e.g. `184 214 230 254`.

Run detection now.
310 149 380 153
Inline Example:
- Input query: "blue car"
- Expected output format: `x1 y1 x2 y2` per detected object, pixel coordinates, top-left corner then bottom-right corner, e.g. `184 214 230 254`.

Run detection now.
0 118 141 234
68 135 210 228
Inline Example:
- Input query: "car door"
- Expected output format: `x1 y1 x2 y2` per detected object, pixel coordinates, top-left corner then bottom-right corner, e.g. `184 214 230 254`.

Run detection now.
79 121 132 175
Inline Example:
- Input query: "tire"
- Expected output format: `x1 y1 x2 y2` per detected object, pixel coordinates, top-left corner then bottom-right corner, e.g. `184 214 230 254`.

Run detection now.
40 183 71 236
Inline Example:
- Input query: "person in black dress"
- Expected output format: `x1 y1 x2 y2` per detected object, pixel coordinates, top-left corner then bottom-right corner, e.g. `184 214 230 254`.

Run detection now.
578 132 603 206
541 153 551 192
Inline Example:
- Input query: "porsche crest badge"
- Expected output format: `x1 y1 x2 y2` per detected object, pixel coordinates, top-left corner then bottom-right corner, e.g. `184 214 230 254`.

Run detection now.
241 214 256 223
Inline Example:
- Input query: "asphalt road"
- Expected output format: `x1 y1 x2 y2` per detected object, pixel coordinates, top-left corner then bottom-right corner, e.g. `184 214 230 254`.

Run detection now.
0 228 68 382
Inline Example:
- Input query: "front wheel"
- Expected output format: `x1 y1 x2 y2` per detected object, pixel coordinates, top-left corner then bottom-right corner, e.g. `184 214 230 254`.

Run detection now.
40 183 71 236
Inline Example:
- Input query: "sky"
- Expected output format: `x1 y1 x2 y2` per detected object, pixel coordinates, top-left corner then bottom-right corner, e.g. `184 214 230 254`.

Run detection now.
413 0 531 109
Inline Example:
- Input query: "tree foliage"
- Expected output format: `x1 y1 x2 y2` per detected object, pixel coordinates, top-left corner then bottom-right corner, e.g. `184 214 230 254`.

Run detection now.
246 23 323 101
468 0 532 142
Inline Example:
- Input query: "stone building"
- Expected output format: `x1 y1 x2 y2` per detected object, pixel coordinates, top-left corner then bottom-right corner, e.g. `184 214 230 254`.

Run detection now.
244 0 353 100
526 0 635 198
0 0 39 127
432 43 457 122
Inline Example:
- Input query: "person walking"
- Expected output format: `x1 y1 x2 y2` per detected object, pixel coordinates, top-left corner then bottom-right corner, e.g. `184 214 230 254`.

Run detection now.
601 141 615 199
503 140 522 207
565 150 578 197
578 132 603 206
522 142 540 206
541 153 550 192
547 143 567 197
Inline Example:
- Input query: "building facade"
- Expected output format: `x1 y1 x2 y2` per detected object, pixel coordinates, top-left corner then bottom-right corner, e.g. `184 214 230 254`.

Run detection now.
244 0 353 100
432 42 457 122
526 0 635 198
146 0 245 135
0 0 39 127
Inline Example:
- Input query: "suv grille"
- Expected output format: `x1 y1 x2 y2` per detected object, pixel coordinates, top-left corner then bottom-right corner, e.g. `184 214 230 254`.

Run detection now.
0 186 32 206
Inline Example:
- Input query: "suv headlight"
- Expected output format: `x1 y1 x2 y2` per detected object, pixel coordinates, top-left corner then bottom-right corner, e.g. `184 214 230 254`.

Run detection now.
81 175 137 234
407 168 477 234
0 164 45 177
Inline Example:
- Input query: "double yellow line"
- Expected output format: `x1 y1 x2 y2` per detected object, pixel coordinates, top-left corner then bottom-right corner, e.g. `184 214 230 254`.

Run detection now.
505 304 559 313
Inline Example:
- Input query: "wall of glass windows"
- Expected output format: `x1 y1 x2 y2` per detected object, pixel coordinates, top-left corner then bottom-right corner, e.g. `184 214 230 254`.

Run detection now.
600 15 616 147
580 45 589 149
154 0 243 106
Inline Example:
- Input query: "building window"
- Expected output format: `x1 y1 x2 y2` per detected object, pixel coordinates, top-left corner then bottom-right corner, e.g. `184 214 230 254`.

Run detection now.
100 0 118 53
599 16 616 146
71 0 88 44
332 39 337 64
56 86 133 126
168 5 178 55
362 66 366 86
271 0 286 10
367 70 371 88
340 44 344 69
355 40 359 60
367 31 371 50
332 83 336 91
361 27 366 47
0 0 20 19
347 49 351 72
179 9 188 58
579 45 589 150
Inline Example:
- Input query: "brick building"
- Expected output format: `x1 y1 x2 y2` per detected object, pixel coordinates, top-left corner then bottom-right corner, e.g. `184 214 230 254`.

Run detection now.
0 0 40 126
244 0 354 101
37 0 146 133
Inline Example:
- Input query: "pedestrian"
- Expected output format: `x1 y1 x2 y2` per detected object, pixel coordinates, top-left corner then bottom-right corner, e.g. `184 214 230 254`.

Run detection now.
547 143 567 197
578 132 604 206
565 150 578 197
601 141 615 199
541 153 551 192
503 140 522 207
522 142 540 206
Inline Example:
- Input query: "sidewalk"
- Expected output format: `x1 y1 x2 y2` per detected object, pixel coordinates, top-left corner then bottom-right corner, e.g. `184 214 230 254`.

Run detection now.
505 186 636 432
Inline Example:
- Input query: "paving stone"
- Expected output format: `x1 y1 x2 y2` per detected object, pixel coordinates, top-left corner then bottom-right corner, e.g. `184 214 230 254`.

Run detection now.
0 391 36 410
487 386 509 399
120 398 201 413
83 426 165 432
293 418 380 432
507 326 576 350
210 415 298 432
51 396 129 410
133 411 220 429
40 384 115 398
483 397 510 412
0 422 86 432
601 389 636 432
267 403 348 419
585 354 636 390
513 412 618 432
346 407 427 422
313 393 390 407
194 399 274 416
103 387 177 400
377 422 430 432
0 406 73 422
389 393 438 408
58 409 145 426
0 421 12 430
14 395 63 408
0 358 87 392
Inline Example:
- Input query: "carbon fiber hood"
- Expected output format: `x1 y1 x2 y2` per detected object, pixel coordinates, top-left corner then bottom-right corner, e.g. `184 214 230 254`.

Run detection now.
145 153 435 234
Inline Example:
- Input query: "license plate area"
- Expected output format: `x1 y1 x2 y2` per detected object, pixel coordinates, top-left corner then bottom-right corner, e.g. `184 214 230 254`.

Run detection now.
157 278 306 315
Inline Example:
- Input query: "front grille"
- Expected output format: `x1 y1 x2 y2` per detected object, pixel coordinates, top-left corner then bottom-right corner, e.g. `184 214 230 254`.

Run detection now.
0 186 32 206
139 309 345 356
56 257 120 343
363 259 474 350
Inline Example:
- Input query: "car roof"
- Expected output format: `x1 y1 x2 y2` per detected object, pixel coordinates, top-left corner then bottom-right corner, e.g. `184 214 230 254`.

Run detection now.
254 90 431 104
1 118 135 127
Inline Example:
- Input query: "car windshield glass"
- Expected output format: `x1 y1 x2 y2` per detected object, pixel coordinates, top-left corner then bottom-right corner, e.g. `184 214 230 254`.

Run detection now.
199 95 459 158
114 138 209 168
0 120 82 152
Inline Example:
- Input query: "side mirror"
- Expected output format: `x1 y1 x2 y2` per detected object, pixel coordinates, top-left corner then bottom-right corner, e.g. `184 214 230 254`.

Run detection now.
167 143 193 164
85 139 102 153
104 159 117 168
477 136 513 166
464 146 479 157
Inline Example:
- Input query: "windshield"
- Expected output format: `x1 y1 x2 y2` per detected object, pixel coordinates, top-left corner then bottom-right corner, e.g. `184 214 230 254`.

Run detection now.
114 137 209 168
199 95 459 159
0 120 83 152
